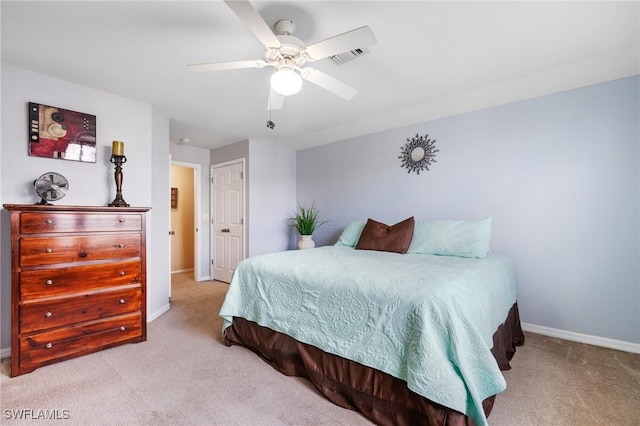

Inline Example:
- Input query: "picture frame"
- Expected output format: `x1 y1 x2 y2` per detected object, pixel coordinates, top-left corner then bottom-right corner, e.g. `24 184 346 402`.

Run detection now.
171 187 178 209
28 102 97 163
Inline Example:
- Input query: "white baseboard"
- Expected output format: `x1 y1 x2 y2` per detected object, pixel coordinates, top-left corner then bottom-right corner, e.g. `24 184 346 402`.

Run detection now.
522 322 640 354
147 303 171 322
171 268 194 274
1 347 10 360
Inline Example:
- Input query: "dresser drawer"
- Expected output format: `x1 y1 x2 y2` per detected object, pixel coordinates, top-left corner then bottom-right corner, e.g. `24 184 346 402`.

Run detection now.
21 287 142 334
20 234 141 266
20 261 141 299
20 212 142 234
19 313 142 369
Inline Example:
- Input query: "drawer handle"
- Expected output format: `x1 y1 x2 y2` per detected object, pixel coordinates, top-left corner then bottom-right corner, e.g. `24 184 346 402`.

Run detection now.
119 326 126 331
120 271 126 276
78 252 88 258
119 298 125 304
45 311 52 318
118 219 126 223
45 248 53 253
45 279 53 285
44 219 53 225
45 343 53 349
116 243 125 248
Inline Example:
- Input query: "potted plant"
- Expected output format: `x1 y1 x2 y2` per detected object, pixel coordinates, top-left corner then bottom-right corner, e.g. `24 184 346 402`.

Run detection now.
289 202 329 249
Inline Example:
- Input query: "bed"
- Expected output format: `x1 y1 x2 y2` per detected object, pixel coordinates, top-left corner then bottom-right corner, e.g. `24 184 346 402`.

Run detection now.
219 218 524 425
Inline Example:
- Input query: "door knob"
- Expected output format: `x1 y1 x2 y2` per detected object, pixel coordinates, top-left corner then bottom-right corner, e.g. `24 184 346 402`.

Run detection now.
169 231 175 235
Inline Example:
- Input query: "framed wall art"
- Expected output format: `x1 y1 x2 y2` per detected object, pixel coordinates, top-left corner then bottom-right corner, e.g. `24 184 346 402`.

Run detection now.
171 187 178 209
28 102 97 163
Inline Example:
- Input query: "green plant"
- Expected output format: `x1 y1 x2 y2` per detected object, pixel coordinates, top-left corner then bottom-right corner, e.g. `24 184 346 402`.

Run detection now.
289 202 329 235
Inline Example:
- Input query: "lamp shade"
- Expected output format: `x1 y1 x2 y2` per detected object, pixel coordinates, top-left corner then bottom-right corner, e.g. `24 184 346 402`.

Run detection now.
271 68 302 96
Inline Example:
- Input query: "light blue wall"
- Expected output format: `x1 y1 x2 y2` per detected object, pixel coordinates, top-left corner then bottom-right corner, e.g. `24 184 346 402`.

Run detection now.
248 139 297 256
297 76 639 344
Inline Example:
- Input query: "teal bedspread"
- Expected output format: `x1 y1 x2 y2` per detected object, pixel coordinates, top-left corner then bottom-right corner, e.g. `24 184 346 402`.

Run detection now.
219 246 517 425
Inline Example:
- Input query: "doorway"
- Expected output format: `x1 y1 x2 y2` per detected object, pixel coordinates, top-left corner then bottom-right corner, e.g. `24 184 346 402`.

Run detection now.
170 161 202 280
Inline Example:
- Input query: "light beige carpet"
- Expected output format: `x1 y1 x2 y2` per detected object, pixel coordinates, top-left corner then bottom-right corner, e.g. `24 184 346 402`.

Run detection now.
1 272 638 425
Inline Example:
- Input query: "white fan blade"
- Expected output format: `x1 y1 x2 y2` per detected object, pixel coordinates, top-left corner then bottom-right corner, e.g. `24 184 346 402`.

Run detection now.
304 26 376 60
224 0 281 48
301 68 358 100
187 60 266 72
267 88 284 110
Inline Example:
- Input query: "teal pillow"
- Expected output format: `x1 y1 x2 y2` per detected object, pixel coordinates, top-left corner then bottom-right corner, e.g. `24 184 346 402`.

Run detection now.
335 221 365 247
407 217 492 258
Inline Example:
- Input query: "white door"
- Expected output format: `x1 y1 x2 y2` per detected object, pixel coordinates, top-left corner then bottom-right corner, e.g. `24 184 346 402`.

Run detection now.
211 161 245 283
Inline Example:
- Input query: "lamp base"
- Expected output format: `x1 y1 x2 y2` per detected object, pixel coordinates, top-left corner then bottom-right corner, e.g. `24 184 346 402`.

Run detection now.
108 195 130 208
109 154 129 207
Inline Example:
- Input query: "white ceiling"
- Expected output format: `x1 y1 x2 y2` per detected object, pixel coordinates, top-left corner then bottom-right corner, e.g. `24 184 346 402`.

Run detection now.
2 1 638 151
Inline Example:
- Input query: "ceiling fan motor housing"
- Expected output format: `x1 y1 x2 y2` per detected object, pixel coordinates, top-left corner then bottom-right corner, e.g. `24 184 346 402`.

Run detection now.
266 34 307 68
274 19 295 36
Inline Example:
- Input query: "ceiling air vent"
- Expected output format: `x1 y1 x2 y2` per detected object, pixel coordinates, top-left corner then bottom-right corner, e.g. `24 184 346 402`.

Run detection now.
329 47 370 65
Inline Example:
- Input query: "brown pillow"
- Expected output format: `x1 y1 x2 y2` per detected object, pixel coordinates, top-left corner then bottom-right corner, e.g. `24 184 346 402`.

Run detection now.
355 217 415 254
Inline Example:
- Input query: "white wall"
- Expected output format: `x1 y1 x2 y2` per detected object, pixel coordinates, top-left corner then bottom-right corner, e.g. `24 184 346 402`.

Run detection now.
149 106 171 320
0 64 171 350
297 76 639 346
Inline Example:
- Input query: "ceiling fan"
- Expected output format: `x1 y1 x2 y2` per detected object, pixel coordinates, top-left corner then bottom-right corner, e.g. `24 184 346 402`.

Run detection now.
187 0 377 110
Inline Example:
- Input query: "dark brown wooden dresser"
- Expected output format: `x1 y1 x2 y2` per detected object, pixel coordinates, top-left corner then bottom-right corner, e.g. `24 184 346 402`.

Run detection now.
3 204 150 377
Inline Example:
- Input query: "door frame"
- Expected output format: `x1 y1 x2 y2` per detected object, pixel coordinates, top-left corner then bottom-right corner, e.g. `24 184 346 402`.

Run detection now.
210 158 246 280
171 160 203 281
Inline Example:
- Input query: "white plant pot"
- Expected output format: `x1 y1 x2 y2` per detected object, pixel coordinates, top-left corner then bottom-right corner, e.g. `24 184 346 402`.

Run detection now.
298 235 315 250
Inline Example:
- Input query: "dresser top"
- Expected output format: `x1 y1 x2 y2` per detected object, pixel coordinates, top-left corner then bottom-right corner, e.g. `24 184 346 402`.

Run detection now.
3 204 151 213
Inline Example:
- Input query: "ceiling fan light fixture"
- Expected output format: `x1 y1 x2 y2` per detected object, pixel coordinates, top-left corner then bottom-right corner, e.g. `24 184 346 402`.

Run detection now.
271 68 302 96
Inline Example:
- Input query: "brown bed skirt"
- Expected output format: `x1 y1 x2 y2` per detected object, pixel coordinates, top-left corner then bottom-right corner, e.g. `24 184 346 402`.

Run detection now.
224 302 525 426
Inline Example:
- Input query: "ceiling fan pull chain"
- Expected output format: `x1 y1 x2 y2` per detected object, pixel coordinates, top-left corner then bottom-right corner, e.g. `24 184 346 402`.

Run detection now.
266 101 275 130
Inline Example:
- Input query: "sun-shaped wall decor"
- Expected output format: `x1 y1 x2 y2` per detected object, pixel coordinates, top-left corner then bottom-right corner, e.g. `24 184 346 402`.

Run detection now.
399 133 438 174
